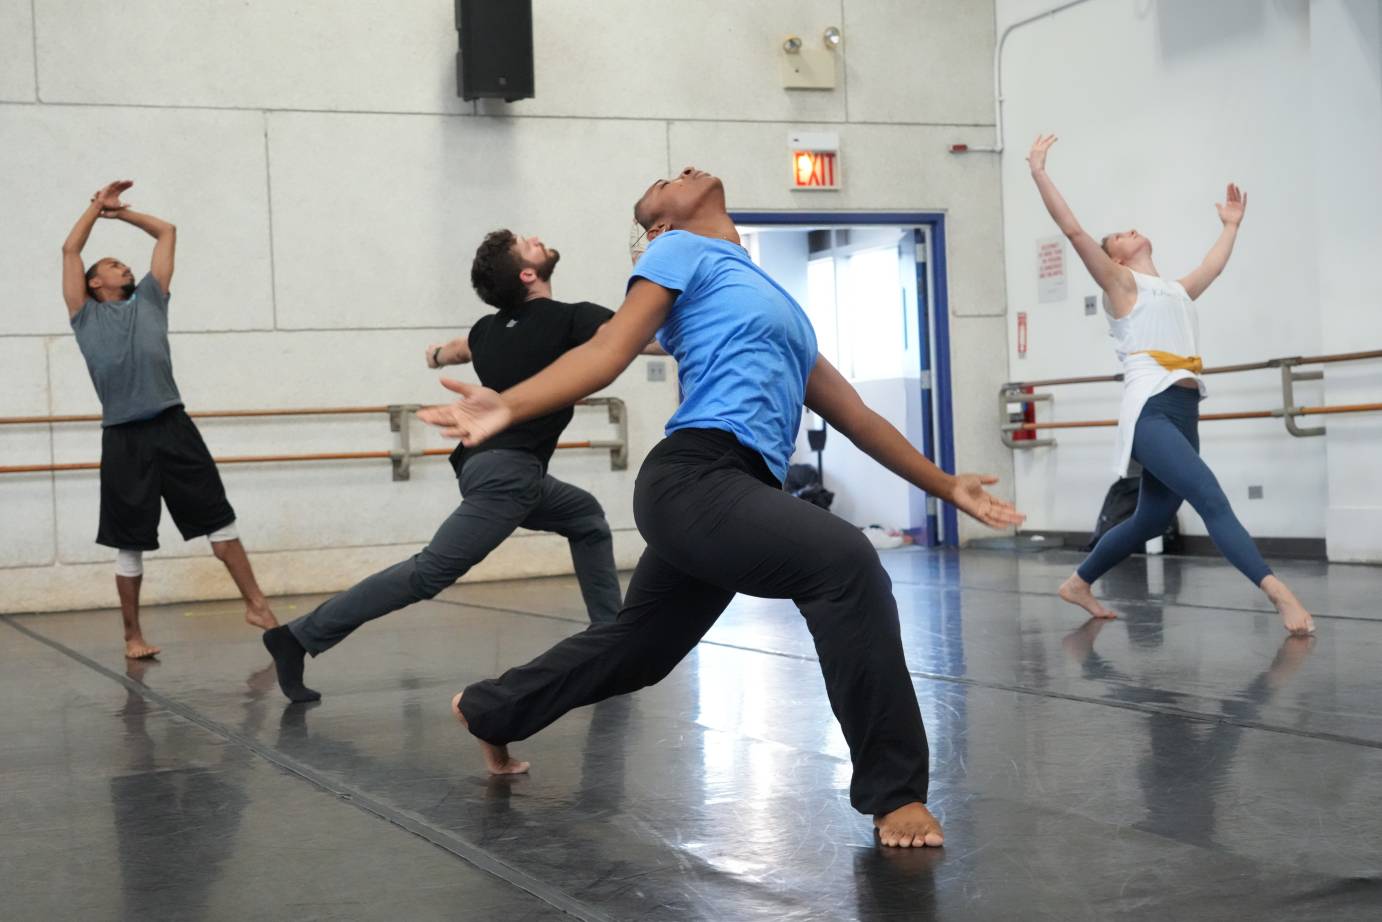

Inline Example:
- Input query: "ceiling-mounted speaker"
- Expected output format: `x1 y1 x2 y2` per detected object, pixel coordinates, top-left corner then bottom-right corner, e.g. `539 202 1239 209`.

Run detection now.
455 0 534 102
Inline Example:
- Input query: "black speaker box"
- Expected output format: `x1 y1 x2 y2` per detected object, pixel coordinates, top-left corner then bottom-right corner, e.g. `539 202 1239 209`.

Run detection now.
455 0 534 102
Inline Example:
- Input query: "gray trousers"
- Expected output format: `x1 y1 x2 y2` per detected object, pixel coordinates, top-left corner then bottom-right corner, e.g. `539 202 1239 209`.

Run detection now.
288 449 621 655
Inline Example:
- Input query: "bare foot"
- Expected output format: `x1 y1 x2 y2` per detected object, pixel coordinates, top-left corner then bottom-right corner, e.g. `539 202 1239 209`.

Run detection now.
245 603 279 630
124 637 161 659
1059 574 1117 619
1261 576 1315 635
874 802 944 848
451 692 529 775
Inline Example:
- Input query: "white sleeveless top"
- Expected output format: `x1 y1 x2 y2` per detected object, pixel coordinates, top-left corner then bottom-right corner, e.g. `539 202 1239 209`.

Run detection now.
1106 270 1207 476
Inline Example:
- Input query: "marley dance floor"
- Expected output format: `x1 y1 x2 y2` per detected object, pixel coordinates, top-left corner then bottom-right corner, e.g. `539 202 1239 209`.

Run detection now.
4 548 1381 921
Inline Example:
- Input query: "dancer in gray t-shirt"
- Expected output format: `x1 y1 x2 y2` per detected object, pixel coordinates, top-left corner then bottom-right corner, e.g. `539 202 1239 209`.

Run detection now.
62 180 280 659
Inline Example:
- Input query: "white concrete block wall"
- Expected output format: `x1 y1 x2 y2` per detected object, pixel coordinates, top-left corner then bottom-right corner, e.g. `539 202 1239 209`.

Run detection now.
0 1 1009 613
2 105 275 336
266 113 668 329
994 0 1380 553
1312 0 1382 562
0 0 35 102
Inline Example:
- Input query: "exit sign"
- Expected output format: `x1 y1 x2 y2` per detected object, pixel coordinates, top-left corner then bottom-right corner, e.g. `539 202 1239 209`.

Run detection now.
792 150 840 189
787 130 841 191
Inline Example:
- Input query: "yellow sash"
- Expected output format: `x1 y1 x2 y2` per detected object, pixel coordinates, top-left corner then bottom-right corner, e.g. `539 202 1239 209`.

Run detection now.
1134 350 1203 374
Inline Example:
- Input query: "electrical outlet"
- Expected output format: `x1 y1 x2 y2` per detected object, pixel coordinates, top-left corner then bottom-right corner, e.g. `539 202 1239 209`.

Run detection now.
647 361 667 383
1248 485 1264 500
1084 295 1097 316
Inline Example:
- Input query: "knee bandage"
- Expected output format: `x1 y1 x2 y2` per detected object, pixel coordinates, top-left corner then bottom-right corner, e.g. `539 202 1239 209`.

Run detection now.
115 549 144 578
208 521 239 543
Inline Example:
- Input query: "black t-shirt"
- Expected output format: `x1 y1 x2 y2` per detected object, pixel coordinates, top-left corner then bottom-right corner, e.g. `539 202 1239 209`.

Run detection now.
450 297 614 473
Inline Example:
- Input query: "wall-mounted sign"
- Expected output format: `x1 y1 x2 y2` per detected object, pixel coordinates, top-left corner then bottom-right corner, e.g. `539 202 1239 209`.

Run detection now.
1017 311 1028 358
787 130 841 191
1037 235 1067 302
792 150 839 189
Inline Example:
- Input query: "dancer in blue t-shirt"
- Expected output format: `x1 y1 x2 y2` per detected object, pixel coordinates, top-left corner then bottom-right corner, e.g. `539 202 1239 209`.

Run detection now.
420 167 1026 848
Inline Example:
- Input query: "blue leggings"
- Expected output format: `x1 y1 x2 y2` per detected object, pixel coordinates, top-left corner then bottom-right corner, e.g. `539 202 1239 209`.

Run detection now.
1077 386 1273 586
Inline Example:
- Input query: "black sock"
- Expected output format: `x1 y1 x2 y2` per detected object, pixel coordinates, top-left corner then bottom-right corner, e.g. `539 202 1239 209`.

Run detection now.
262 626 321 703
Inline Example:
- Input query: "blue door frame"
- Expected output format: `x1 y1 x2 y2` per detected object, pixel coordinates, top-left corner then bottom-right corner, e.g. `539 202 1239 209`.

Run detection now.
731 211 960 547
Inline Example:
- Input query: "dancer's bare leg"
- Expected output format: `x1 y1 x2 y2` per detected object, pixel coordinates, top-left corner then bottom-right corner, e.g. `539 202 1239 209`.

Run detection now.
117 574 160 659
1260 575 1315 635
211 538 279 629
874 803 945 848
1058 573 1118 619
452 692 529 775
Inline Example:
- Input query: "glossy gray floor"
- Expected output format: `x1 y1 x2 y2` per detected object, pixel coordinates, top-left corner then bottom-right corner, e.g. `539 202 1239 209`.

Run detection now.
4 548 1381 921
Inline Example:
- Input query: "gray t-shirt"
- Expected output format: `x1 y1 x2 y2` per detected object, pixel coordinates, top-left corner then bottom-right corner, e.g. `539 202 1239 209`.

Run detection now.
70 272 183 427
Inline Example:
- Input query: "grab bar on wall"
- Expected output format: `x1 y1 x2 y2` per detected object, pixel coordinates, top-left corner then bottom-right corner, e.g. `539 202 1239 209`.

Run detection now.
0 397 630 478
1000 349 1382 449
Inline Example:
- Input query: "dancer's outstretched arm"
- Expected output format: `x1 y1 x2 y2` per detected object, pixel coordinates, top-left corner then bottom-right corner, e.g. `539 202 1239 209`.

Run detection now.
425 322 663 371
1178 183 1246 300
1027 135 1136 311
804 354 1025 530
426 334 472 368
112 207 177 294
61 180 131 316
418 279 673 443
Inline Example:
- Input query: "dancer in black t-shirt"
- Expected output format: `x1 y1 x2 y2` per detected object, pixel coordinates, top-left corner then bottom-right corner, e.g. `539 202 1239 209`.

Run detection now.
263 230 630 702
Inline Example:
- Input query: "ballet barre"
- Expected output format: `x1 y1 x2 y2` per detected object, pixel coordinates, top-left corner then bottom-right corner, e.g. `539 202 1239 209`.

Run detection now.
1000 349 1382 449
0 397 630 479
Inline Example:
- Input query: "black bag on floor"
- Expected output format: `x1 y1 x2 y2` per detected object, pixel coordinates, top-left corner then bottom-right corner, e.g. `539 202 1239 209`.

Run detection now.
785 463 834 511
1083 475 1184 553
1083 476 1140 551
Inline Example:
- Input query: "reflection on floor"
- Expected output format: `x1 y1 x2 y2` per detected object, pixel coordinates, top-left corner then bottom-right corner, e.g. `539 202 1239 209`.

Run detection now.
4 548 1381 921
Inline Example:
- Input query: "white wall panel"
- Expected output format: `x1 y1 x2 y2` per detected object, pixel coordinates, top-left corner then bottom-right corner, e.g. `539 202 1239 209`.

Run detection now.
33 0 850 122
0 339 56 567
0 104 273 336
843 0 995 125
1314 0 1382 562
34 0 467 114
0 0 35 102
268 113 667 330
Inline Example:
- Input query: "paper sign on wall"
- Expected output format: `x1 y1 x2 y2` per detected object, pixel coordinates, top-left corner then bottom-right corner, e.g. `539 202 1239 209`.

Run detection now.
1036 236 1067 303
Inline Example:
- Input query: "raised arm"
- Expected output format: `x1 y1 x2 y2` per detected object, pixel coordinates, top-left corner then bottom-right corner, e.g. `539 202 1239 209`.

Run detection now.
418 279 674 444
61 180 131 316
1027 135 1135 310
113 208 177 294
804 354 1025 530
426 333 472 368
1177 183 1246 300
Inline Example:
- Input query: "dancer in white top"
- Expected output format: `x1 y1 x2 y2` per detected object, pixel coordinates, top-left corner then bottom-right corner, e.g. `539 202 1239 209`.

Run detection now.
1027 135 1314 635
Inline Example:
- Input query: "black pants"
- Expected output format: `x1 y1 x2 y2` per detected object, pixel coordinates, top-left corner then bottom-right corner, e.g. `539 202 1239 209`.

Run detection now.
98 406 236 551
460 428 930 816
287 449 621 655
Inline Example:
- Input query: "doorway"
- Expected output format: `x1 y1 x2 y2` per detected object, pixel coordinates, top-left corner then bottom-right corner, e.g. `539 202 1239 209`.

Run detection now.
733 212 957 546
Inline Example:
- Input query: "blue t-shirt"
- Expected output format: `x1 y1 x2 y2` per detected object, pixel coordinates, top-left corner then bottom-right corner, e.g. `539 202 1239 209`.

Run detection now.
630 230 817 482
